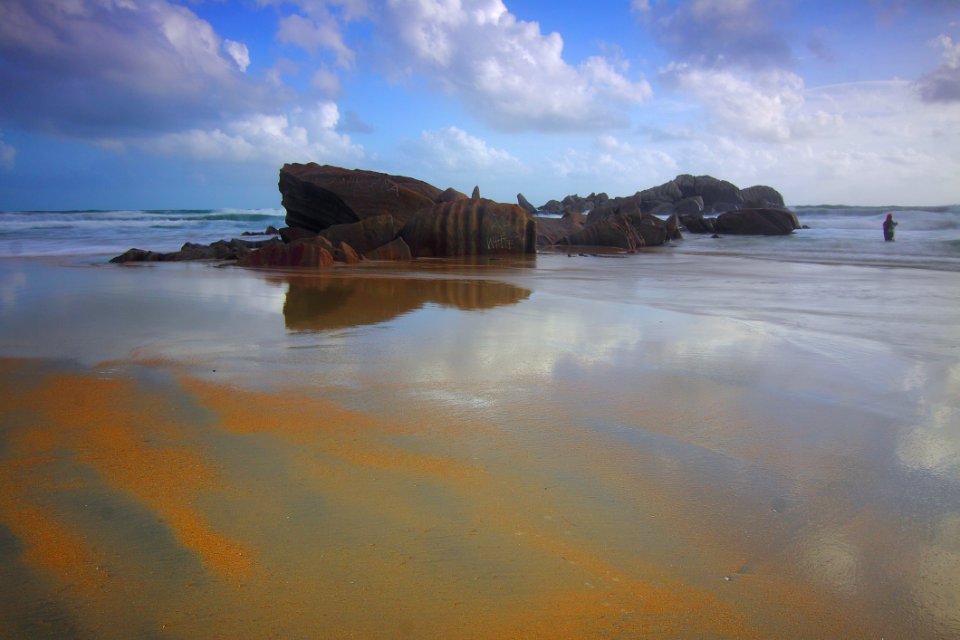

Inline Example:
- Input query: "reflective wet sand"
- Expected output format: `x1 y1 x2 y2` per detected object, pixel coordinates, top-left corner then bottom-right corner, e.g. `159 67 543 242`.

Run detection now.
0 255 958 638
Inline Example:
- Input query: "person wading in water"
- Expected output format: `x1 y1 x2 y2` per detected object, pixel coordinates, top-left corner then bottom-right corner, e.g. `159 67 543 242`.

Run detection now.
883 212 898 241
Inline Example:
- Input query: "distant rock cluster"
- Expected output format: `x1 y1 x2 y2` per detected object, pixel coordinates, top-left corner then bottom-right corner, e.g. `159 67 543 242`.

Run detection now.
110 163 800 267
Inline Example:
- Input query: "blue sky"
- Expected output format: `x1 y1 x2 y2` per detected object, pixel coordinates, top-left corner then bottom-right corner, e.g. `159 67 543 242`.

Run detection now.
1 0 959 210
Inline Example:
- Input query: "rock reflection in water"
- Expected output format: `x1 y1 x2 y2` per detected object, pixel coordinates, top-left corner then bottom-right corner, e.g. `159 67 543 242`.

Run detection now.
278 274 532 332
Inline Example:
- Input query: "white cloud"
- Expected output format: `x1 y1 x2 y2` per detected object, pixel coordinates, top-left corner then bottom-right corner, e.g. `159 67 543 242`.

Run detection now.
547 136 679 196
376 0 652 131
277 12 355 67
223 39 250 72
414 126 523 172
140 102 364 165
0 0 273 136
638 0 792 70
661 64 844 142
311 67 342 97
917 33 960 102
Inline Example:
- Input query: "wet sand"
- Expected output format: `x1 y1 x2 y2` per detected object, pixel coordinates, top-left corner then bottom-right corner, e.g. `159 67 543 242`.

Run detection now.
0 254 958 638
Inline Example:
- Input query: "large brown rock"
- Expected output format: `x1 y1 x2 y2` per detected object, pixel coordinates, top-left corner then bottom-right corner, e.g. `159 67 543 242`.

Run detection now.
534 212 585 246
279 163 443 233
238 239 335 269
399 199 537 258
364 237 412 261
560 209 669 250
714 208 800 235
317 214 401 255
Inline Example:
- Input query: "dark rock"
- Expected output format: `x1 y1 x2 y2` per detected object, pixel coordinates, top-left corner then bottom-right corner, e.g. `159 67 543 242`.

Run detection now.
279 163 442 233
674 196 704 215
317 214 401 255
674 174 744 212
665 214 683 241
714 207 800 235
241 225 280 236
471 185 481 200
438 187 468 203
364 237 412 261
399 199 536 258
540 199 564 214
109 248 165 263
279 226 317 243
561 207 671 250
517 193 538 214
679 215 717 234
534 212 585 246
238 238 335 269
741 185 785 208
337 242 362 265
109 238 275 263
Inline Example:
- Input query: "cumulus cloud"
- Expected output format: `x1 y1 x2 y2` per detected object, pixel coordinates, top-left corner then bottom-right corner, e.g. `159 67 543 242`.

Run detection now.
660 63 844 142
0 0 272 137
637 0 794 71
223 39 251 72
277 12 355 67
548 135 679 195
413 126 523 172
916 34 960 102
375 0 652 131
137 102 364 165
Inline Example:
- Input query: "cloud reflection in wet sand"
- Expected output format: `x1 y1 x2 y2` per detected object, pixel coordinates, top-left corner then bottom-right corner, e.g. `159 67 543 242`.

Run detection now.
1 256 958 638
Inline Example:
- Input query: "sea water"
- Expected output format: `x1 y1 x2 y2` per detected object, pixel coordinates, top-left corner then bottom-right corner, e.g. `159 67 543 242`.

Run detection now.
1 205 958 272
0 208 286 258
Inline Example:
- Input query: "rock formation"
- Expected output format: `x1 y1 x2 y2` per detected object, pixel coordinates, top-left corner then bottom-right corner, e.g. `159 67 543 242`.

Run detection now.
517 193 538 214
541 175 785 220
279 163 443 232
714 208 800 235
399 198 536 258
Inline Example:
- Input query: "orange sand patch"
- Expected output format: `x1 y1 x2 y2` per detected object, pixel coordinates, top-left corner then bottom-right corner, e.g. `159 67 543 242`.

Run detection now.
181 376 485 485
0 366 252 582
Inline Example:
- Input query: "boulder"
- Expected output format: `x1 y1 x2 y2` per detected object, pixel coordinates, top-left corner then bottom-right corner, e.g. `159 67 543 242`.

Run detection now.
336 242 362 265
238 238 335 269
534 212 585 246
279 163 442 233
279 226 317 243
471 185 481 200
714 208 800 235
674 196 704 215
317 214 401 255
741 185 786 208
109 238 275 263
679 214 717 234
517 193 538 214
674 174 744 212
109 248 165 263
561 209 670 250
399 199 537 258
364 237 412 261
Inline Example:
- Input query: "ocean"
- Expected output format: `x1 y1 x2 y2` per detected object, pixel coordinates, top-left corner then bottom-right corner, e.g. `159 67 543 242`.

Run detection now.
1 205 959 271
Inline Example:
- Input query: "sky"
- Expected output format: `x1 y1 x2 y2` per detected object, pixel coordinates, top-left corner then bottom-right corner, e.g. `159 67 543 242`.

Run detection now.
1 0 960 210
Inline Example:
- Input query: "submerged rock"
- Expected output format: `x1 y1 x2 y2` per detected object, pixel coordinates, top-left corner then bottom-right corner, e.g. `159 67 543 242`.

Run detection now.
715 208 800 235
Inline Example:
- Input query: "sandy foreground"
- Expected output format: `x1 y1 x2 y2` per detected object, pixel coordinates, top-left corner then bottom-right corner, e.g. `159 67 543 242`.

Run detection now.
0 253 958 639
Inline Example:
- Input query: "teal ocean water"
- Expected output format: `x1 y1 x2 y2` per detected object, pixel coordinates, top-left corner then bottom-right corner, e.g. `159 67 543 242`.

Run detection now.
1 205 959 271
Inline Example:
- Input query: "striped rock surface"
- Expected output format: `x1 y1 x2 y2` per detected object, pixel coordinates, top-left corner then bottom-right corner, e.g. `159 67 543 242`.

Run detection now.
399 199 537 258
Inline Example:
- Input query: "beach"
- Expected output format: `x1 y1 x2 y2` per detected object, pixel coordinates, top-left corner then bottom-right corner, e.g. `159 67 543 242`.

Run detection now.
1 247 958 638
